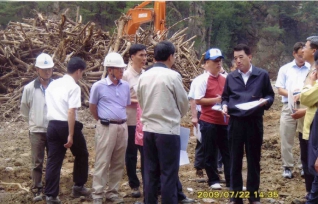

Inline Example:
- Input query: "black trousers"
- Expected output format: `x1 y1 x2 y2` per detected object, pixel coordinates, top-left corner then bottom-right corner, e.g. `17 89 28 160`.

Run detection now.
200 121 230 186
229 116 263 203
45 120 89 197
125 125 142 189
143 131 180 204
194 111 204 170
299 132 314 192
307 111 318 203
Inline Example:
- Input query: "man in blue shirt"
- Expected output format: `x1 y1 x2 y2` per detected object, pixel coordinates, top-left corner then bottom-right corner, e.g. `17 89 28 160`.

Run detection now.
90 52 130 204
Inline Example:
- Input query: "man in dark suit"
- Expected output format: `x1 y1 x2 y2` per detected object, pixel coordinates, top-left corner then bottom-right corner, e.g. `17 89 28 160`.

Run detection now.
222 44 275 204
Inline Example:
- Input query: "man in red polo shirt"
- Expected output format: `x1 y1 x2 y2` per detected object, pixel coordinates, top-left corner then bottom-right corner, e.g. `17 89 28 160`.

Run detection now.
194 48 230 190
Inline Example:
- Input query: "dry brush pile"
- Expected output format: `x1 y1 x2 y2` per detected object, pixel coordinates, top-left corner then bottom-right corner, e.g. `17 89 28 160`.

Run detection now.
0 10 202 119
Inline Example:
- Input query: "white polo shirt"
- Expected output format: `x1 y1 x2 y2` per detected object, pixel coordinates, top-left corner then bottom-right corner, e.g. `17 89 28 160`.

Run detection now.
46 74 81 121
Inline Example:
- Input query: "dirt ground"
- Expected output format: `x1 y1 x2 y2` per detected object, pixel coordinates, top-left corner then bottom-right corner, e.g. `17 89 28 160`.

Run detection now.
0 87 307 204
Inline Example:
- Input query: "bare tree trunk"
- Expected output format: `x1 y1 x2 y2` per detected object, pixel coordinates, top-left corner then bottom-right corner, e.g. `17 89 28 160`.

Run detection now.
188 1 206 54
207 24 212 49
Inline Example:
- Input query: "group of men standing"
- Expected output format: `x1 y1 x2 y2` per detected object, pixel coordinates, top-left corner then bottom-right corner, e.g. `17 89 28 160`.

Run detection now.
276 36 318 204
21 41 195 204
21 37 318 204
189 44 274 204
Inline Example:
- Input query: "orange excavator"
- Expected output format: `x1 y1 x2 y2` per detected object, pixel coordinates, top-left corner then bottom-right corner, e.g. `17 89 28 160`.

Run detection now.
123 1 166 35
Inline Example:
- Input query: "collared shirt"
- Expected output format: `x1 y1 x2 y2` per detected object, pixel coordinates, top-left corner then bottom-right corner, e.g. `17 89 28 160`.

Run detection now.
238 65 253 85
195 74 228 125
122 65 143 125
275 60 310 103
89 76 130 120
20 78 53 132
188 72 208 112
222 65 275 117
137 62 189 135
46 74 81 121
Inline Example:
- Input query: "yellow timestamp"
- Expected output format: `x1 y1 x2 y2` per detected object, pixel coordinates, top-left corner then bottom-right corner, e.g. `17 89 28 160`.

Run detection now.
197 191 279 199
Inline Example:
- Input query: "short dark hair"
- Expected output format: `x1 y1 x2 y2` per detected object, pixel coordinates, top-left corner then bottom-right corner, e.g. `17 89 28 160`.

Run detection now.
67 57 86 74
314 50 318 62
234 44 251 55
307 36 318 50
129 44 147 57
293 42 305 53
154 41 175 61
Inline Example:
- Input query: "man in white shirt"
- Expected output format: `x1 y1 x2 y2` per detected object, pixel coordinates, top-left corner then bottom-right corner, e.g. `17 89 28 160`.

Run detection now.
44 57 90 204
188 68 208 180
20 53 54 202
275 42 310 179
122 44 147 198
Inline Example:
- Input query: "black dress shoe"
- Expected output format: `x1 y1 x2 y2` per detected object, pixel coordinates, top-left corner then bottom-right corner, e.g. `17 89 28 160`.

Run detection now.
179 197 195 203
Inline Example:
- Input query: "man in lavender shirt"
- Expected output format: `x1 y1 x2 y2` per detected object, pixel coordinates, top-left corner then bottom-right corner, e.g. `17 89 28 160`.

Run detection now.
89 52 130 204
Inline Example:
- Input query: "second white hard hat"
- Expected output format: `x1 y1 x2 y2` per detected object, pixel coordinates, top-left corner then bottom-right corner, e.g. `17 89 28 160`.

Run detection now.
103 52 127 68
35 53 54 69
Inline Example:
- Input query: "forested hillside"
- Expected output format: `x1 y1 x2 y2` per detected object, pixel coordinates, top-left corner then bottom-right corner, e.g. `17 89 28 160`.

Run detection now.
0 1 318 78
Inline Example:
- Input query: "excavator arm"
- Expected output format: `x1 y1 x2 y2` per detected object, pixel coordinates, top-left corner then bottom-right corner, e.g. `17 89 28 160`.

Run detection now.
123 1 166 35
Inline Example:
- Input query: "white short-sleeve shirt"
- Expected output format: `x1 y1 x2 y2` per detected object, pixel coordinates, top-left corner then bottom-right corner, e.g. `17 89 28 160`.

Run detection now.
275 60 310 103
46 74 81 121
188 73 208 112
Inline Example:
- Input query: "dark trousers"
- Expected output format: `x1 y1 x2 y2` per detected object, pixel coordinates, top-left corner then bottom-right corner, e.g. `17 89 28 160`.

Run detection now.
229 116 263 203
307 111 318 203
126 126 142 189
143 131 180 204
299 132 314 192
218 149 223 169
45 120 89 197
137 144 146 202
194 140 204 170
194 111 204 170
307 176 318 204
200 121 230 186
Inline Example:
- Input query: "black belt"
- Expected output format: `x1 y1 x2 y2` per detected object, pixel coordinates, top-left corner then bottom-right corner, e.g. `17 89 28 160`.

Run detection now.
109 119 127 124
100 118 127 125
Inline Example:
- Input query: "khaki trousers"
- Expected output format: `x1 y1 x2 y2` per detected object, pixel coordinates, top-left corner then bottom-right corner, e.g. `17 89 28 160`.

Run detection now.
92 121 128 199
280 104 297 168
29 132 47 189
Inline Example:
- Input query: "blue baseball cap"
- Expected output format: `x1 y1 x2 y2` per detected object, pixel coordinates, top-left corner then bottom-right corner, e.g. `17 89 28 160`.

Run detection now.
204 48 224 60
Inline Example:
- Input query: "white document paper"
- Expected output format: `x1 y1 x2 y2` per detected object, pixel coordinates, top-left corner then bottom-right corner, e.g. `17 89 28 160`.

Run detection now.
193 124 202 143
180 150 190 166
235 99 269 110
211 103 222 111
179 127 190 166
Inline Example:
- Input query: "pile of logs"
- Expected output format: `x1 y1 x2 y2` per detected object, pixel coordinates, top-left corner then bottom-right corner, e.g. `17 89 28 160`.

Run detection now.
0 11 202 119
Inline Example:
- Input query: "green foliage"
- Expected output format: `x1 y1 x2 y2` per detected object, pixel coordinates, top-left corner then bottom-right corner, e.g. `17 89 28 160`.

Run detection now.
1 1 318 77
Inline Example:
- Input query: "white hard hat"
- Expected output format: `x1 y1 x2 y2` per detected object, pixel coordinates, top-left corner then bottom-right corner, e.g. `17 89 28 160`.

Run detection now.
35 53 54 69
103 52 126 68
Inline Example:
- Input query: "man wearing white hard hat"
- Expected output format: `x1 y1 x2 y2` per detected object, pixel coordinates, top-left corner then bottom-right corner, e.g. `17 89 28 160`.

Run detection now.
20 53 54 202
90 52 130 204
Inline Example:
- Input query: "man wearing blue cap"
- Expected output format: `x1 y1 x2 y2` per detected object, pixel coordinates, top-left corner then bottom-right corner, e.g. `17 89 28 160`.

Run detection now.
194 48 231 190
222 44 274 204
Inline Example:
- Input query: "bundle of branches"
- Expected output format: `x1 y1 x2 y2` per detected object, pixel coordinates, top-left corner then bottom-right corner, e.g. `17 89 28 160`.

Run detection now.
0 10 202 119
